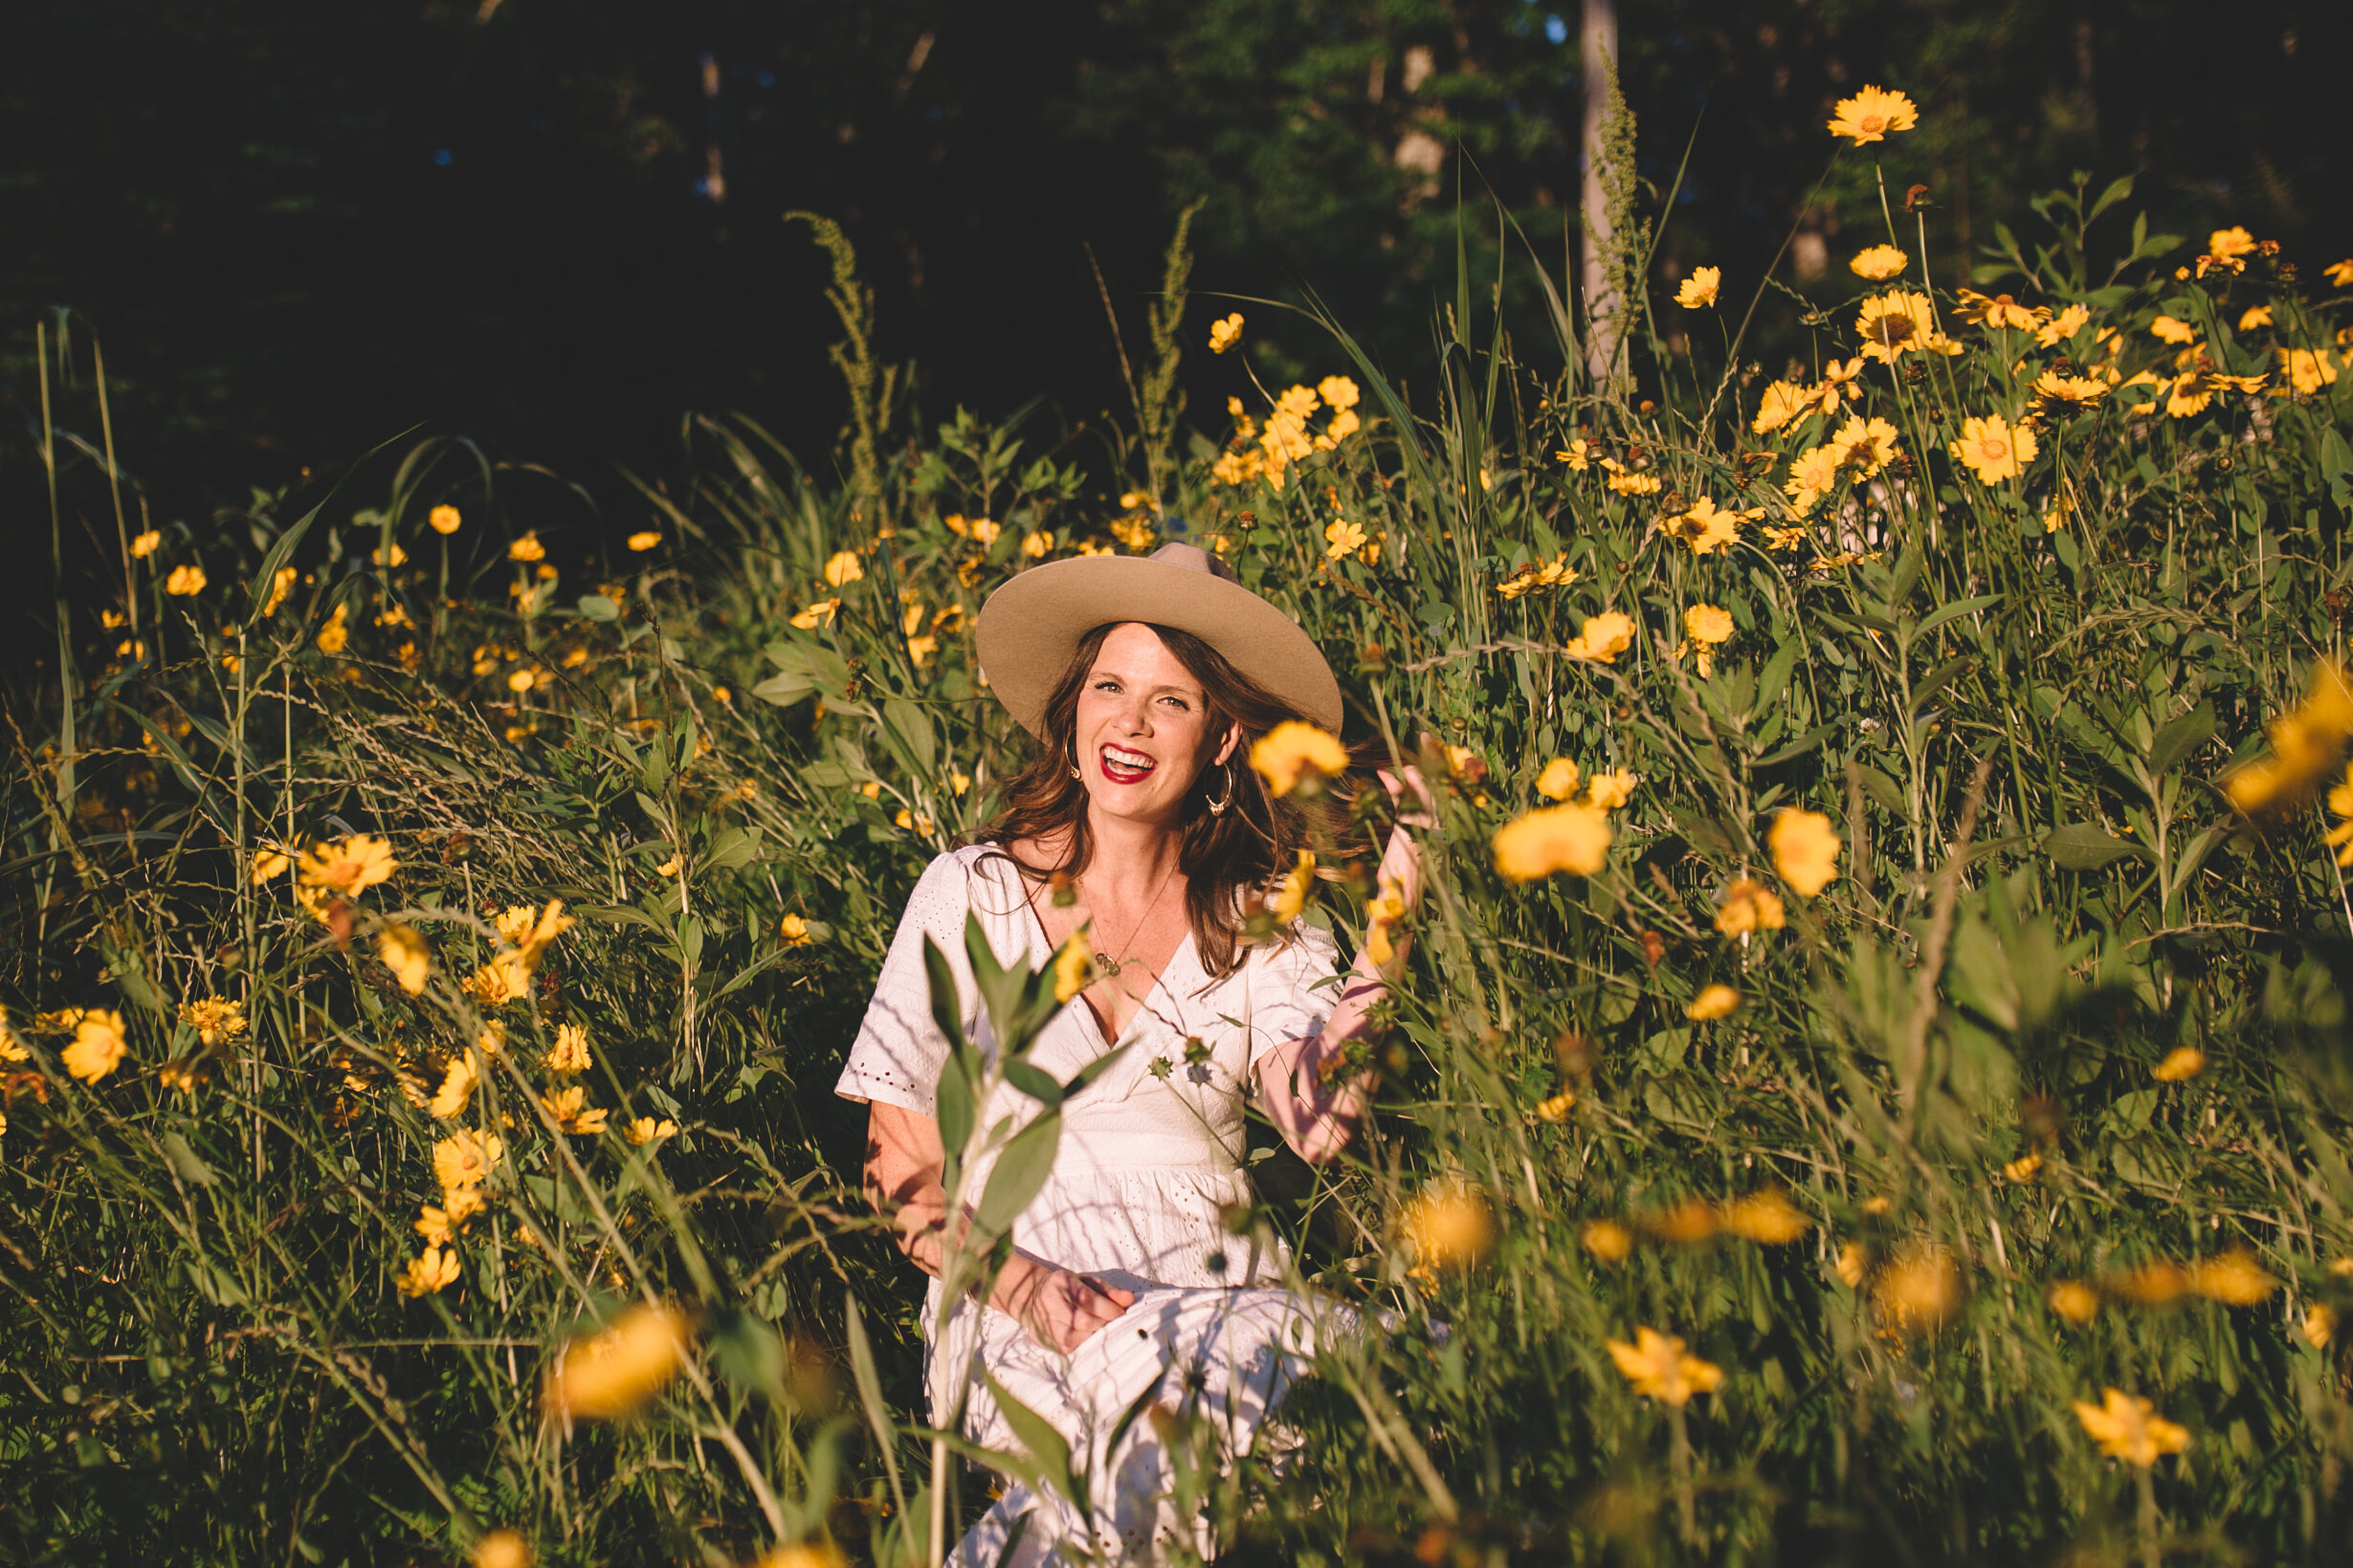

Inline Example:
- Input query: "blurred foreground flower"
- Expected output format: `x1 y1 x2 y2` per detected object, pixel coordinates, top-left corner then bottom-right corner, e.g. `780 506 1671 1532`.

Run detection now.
2227 664 2353 816
165 564 207 596
1400 1182 1497 1276
1581 1219 1633 1264
1827 85 1918 145
130 528 162 557
2184 1248 2275 1306
756 1543 848 1568
2048 1281 2101 1325
1208 312 1243 354
1493 805 1611 881
62 1009 129 1083
545 1302 694 1421
397 1246 461 1299
1714 879 1786 937
1872 1245 1964 1336
627 531 661 552
429 504 463 534
1607 1328 1722 1406
1268 850 1315 922
2074 1388 2189 1468
2152 1045 2206 1081
1250 721 1347 798
1685 984 1741 1021
1719 1188 1811 1244
378 924 432 993
473 1529 533 1568
1562 610 1635 663
1053 937 1093 1005
1770 808 1842 896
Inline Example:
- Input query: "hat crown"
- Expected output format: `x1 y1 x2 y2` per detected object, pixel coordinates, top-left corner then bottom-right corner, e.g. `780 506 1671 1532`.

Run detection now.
1146 541 1241 585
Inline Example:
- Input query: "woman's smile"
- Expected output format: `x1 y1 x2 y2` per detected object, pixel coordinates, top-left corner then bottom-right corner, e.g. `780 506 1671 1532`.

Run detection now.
1097 742 1158 784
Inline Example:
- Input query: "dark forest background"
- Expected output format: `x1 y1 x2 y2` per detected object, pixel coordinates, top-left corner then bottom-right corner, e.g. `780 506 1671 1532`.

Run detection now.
3 0 2347 543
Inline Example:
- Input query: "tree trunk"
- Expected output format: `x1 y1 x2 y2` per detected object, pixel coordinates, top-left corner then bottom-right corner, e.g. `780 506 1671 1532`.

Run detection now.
1579 0 1619 387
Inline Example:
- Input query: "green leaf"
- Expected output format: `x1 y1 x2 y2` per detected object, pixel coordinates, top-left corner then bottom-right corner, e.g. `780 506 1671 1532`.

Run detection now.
981 1369 1080 1507
844 1292 907 1514
972 1112 1063 1236
1909 594 2001 648
2043 823 2149 870
1855 764 1908 819
2147 703 2216 777
576 593 620 622
161 1131 217 1188
1000 1060 1064 1108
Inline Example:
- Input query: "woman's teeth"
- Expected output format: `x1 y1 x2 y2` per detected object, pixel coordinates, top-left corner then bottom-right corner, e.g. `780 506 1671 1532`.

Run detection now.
1099 746 1155 782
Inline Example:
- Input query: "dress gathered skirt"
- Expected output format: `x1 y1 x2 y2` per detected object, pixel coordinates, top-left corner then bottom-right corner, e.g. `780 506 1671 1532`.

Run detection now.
836 847 1347 1565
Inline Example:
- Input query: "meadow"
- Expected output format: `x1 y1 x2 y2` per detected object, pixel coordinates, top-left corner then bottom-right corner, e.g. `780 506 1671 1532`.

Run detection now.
7 85 2353 1566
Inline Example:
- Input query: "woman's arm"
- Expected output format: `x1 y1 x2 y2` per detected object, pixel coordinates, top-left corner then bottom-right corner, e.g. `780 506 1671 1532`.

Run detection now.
862 1101 1133 1351
1256 812 1423 1164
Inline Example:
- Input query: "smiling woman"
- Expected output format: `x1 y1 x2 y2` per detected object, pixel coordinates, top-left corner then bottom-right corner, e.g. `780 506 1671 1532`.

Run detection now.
835 543 1425 1565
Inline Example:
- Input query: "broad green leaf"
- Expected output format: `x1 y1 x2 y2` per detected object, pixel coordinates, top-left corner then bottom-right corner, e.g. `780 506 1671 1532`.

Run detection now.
2043 823 2149 870
2147 702 2215 777
973 1112 1062 1236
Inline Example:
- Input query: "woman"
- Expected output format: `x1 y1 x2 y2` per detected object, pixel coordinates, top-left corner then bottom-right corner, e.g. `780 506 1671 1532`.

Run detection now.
835 542 1421 1565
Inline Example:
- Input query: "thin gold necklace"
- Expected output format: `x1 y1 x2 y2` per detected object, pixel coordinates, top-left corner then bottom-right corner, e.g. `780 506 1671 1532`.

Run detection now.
1082 860 1181 979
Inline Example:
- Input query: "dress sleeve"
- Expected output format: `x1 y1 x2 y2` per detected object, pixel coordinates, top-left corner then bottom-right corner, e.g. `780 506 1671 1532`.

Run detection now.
835 851 984 1116
1240 920 1343 1070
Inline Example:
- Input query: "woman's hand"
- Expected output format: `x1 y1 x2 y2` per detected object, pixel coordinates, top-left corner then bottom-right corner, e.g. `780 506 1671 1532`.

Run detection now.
1373 763 1433 907
1001 1257 1135 1352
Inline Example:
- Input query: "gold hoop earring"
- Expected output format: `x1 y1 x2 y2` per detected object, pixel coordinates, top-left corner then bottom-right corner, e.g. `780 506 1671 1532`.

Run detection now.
1070 745 1084 783
1206 764 1236 817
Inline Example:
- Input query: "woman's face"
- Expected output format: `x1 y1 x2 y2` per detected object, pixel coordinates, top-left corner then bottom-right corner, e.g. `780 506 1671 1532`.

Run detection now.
1071 623 1237 830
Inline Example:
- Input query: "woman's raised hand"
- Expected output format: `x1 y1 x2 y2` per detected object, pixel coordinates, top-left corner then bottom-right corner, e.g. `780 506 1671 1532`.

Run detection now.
1003 1258 1136 1352
1372 763 1433 908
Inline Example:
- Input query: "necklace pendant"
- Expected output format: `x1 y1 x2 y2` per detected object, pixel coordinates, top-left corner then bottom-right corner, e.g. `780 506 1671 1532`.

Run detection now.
1093 952 1117 974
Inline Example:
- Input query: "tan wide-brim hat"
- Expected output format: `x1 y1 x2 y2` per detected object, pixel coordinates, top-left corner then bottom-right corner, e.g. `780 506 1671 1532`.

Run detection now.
974 542 1343 737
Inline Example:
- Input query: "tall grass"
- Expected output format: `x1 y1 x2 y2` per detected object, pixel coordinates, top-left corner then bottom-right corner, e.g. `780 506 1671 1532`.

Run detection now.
6 124 2353 1568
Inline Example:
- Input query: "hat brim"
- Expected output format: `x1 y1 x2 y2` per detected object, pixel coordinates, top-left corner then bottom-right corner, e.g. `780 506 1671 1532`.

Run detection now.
974 555 1343 738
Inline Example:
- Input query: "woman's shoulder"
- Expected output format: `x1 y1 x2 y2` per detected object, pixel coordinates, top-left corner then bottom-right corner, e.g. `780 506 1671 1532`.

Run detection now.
897 842 1035 929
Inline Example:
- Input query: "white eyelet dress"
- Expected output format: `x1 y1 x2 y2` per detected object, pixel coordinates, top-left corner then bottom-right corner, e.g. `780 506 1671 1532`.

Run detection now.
835 846 1347 1566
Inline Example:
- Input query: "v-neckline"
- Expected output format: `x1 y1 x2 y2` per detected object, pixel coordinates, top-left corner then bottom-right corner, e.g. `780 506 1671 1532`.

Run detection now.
1015 873 1194 1047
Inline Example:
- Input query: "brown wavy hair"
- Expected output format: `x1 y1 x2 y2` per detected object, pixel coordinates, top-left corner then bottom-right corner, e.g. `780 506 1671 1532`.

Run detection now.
968 621 1314 980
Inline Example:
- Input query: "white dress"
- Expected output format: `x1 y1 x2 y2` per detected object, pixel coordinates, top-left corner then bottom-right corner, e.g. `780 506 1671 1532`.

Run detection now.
835 846 1345 1565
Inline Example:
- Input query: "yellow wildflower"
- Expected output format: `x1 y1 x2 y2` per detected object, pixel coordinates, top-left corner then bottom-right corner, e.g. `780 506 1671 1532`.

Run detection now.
2165 369 2216 418
1318 374 1361 410
1953 289 2051 333
507 533 545 563
1557 438 1592 470
178 997 247 1048
1714 878 1786 937
2035 302 2092 346
2075 1388 2190 1468
1536 759 1581 801
1364 877 1409 967
545 1025 590 1074
542 1085 610 1136
316 603 351 653
1605 468 1662 497
2237 305 2274 332
1053 937 1093 1005
1828 414 1899 477
1751 380 1814 434
545 1302 694 1421
1674 267 1720 309
1607 1327 1723 1406
1581 1219 1633 1263
1783 445 1841 515
822 550 863 586
1833 1243 1870 1288
1585 768 1637 810
415 1185 484 1246
1949 413 2037 484
2031 371 2110 407
2208 226 2256 260
166 564 208 596
1269 851 1316 923
2048 1281 2101 1325
1659 497 1741 557
430 1053 478 1119
625 1115 678 1146
2186 1248 2275 1306
1492 804 1612 881
2280 348 2340 396
130 528 163 558
2149 315 2196 345
468 956 532 1008
1685 984 1741 1022
2302 1305 2337 1350
62 1009 129 1082
1399 1183 1497 1274
2152 1045 2206 1081
1873 1245 1964 1336
2003 1151 2043 1183
1250 720 1348 797
433 1131 505 1194
1020 529 1054 558
791 598 839 629
264 565 300 614
1683 604 1735 656
473 1530 533 1568
1563 610 1636 664
378 923 432 995
1324 519 1369 561
1849 244 1907 281
397 1246 462 1299
1769 807 1842 896
1854 291 1936 363
1827 85 1919 145
1720 1188 1811 1244
780 914 813 946
1208 313 1244 354
1497 554 1576 601
0 1009 24 1064
2224 663 2353 816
